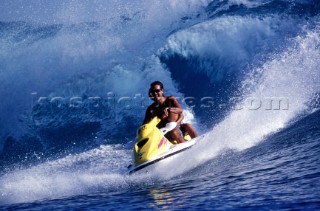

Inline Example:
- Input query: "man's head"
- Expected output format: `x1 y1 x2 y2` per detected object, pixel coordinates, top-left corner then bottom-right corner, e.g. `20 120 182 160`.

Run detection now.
149 81 164 101
150 81 163 89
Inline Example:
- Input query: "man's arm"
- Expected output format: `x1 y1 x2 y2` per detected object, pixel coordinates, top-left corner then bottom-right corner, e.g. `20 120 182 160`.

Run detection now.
164 96 184 125
143 106 153 124
167 96 183 114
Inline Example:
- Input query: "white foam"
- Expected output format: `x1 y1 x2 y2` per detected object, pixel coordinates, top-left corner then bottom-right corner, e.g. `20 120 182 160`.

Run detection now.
0 145 131 204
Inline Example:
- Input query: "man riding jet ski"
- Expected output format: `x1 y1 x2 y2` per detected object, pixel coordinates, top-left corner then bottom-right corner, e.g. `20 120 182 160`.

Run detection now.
143 81 198 143
128 81 198 174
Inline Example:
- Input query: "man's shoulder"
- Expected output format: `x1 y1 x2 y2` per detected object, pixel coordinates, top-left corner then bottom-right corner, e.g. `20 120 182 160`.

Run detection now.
167 96 177 100
167 96 182 107
167 96 178 102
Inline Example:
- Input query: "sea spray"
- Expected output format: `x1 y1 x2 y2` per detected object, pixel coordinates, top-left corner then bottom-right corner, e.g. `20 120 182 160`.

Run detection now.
154 26 320 178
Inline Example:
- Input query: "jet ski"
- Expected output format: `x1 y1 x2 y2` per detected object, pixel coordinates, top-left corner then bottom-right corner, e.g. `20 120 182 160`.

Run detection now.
127 116 196 174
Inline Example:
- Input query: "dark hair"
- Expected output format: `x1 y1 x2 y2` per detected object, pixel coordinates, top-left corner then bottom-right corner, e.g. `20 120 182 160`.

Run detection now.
150 81 163 89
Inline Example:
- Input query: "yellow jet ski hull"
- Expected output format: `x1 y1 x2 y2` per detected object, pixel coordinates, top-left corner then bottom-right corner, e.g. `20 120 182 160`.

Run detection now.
128 117 193 174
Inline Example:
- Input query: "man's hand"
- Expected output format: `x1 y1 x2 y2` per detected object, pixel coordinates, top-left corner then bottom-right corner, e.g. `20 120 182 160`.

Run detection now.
162 107 170 118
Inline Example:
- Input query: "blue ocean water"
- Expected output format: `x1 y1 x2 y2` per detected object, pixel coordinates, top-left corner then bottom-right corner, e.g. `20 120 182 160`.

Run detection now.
0 0 320 210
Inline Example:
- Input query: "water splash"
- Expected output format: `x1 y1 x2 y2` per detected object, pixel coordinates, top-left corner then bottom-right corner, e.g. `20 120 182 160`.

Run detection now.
154 26 320 178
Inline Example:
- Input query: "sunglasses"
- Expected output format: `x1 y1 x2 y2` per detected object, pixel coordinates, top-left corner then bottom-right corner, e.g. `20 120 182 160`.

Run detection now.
149 89 162 94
